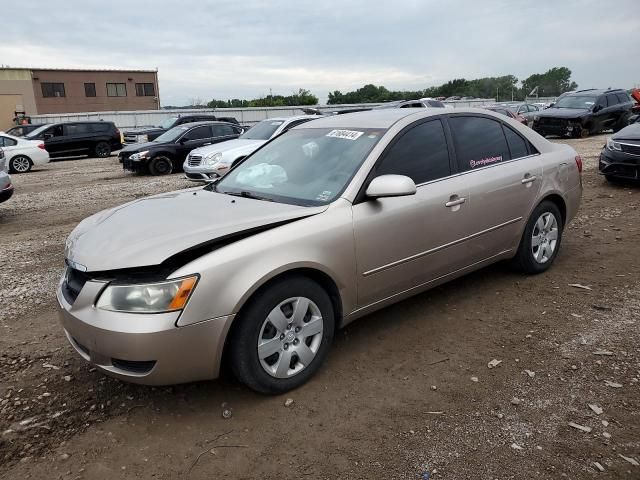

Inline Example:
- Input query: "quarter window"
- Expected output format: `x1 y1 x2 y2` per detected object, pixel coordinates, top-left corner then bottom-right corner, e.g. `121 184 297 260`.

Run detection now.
106 83 127 97
0 136 18 147
449 116 510 172
135 83 155 96
502 126 530 159
616 93 630 103
183 126 212 141
41 82 66 98
376 119 450 184
84 83 96 97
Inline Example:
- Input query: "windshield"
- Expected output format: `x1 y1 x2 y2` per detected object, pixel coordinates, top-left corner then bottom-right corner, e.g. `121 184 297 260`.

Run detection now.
553 96 597 109
239 120 284 140
213 127 385 206
24 125 51 139
153 125 190 143
158 117 178 129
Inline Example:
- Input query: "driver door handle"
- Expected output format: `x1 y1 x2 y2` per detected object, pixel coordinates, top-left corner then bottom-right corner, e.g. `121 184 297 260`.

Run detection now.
445 195 466 208
521 174 537 184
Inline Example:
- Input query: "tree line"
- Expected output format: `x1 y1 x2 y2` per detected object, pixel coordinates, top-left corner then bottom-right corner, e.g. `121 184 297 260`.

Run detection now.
328 67 578 104
173 66 578 109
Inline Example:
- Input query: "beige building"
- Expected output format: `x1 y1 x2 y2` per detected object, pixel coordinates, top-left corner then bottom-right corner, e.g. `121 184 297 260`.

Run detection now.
0 68 160 130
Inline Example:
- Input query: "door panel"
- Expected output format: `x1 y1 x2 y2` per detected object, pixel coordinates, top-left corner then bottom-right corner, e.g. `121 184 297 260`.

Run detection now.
353 177 472 307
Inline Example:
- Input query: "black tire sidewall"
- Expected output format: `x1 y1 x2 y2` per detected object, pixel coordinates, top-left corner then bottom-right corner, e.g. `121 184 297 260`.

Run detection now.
515 200 564 274
94 142 111 158
230 276 335 394
9 156 32 173
148 156 173 176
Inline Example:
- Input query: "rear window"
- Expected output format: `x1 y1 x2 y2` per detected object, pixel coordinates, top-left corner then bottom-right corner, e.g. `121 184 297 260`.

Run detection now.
449 116 510 172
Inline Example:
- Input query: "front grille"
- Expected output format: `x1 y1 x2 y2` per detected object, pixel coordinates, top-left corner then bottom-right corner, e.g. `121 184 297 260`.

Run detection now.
538 117 564 127
188 154 202 167
620 143 640 156
111 358 156 374
123 135 138 144
62 268 90 304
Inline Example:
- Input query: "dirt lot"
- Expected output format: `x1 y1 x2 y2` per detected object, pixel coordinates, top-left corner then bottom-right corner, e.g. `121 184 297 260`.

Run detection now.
0 135 638 480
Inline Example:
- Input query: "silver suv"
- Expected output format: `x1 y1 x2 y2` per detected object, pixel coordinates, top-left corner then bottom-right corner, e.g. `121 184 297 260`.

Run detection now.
58 109 582 393
183 115 319 181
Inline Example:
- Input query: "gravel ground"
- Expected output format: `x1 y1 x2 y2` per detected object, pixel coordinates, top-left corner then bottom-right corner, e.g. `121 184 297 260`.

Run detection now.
0 138 638 479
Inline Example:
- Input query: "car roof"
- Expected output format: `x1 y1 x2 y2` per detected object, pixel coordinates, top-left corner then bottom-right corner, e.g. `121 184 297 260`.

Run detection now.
258 115 320 123
291 109 430 129
173 120 238 128
568 88 626 96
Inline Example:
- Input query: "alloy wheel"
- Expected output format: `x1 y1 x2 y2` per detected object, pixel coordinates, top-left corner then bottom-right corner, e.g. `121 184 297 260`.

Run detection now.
11 156 31 173
257 297 324 378
531 212 558 264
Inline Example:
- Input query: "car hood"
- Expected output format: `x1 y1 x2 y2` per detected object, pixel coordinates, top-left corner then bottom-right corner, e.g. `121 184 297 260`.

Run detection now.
538 108 591 119
120 141 165 153
65 188 327 272
123 127 165 135
190 138 267 161
612 123 640 141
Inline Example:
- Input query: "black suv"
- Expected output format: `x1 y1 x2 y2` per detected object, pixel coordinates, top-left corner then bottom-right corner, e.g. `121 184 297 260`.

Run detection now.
24 121 122 158
123 114 239 144
119 121 243 175
532 89 635 138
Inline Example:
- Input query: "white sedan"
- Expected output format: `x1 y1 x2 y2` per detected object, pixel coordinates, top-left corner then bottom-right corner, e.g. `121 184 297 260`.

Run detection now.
0 132 50 173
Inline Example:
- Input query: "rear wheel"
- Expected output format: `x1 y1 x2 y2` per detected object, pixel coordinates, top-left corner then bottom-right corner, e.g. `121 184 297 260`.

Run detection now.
229 276 335 394
148 156 173 176
513 200 563 274
9 155 32 173
93 142 111 158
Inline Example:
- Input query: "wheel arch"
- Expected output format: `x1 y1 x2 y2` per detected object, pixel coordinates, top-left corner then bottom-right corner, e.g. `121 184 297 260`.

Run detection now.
219 266 343 374
539 193 567 225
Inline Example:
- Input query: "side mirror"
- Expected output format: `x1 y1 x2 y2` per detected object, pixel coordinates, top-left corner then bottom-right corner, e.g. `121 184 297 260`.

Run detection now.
179 138 188 145
43 133 53 140
366 175 416 199
593 104 603 113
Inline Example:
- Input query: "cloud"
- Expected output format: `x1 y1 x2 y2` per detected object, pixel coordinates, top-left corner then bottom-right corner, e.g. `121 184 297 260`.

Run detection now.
2 0 639 105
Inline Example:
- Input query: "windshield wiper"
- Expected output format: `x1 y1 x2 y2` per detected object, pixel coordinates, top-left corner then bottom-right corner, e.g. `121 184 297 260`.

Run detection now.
221 190 274 202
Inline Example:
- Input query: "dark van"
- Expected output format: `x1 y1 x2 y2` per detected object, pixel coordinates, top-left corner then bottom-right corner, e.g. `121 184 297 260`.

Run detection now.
25 121 122 158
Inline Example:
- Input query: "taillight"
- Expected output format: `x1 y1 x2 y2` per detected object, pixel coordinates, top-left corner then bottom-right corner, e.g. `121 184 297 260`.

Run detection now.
575 155 583 174
38 143 46 150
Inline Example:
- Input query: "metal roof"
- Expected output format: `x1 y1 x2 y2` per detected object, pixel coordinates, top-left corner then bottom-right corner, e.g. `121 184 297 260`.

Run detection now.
0 67 157 73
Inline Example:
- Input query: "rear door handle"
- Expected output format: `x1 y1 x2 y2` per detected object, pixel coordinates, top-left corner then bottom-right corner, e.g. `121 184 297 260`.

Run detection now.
445 196 466 208
521 174 537 184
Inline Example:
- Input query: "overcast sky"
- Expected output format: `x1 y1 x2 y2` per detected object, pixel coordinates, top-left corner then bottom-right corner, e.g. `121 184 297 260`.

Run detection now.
2 0 639 105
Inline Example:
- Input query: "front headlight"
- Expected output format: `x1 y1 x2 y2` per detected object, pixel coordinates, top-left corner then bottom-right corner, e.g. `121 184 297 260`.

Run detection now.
96 275 198 313
203 152 223 166
533 115 539 122
136 134 149 143
606 138 622 152
129 150 149 161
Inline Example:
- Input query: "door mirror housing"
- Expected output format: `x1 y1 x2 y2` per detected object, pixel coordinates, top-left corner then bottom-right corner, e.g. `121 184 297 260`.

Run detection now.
43 133 53 140
593 104 603 113
366 175 417 199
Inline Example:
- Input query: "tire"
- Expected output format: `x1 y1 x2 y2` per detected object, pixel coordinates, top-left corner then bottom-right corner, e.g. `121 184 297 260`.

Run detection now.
93 142 111 158
513 200 564 274
577 127 589 139
605 175 620 184
229 276 335 394
9 155 33 173
148 156 173 176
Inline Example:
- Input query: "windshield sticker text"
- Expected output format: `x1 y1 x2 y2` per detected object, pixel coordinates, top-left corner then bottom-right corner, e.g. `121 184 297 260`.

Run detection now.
316 191 332 201
326 129 364 140
470 155 502 169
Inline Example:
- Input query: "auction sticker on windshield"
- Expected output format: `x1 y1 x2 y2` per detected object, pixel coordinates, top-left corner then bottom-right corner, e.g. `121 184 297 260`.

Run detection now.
326 129 364 140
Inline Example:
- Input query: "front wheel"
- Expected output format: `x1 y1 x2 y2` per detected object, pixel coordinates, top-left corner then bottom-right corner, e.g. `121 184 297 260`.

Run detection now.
513 200 564 274
9 155 32 173
148 156 173 175
229 276 335 394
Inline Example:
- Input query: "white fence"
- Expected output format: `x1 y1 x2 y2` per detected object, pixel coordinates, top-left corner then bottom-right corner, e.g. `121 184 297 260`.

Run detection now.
29 99 498 129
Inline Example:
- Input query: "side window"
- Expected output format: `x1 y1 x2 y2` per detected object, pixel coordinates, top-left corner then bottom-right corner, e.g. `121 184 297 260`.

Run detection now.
449 116 510 172
376 119 450 184
606 95 619 107
89 123 110 133
63 124 90 135
503 126 530 159
616 93 630 104
211 124 235 137
595 96 606 109
427 100 445 108
183 126 212 141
